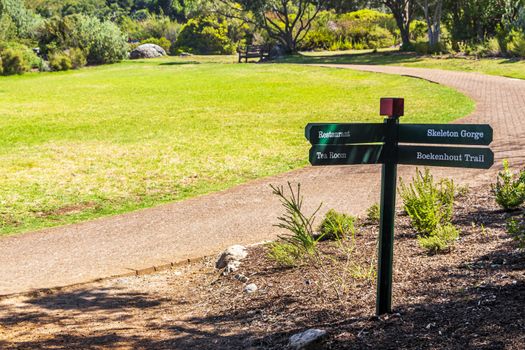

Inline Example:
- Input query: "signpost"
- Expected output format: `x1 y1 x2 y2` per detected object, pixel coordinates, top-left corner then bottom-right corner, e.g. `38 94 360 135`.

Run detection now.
305 98 494 316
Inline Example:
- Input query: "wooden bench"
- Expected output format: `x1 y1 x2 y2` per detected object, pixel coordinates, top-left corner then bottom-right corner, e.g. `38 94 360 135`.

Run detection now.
237 45 270 63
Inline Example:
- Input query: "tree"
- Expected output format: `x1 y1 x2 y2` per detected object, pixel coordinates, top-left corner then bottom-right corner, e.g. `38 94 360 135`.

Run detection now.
215 0 328 54
417 0 442 49
443 0 506 43
382 0 415 50
0 0 41 38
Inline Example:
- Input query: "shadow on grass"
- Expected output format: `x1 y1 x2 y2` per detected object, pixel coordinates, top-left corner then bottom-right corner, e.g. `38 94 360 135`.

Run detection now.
159 61 201 66
278 50 424 66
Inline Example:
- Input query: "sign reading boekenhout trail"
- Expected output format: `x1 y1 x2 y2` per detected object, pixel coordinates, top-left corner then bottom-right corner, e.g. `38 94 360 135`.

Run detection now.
305 98 494 316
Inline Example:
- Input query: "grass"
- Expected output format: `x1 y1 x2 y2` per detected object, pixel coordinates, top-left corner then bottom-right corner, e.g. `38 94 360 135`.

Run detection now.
281 49 525 80
0 56 473 235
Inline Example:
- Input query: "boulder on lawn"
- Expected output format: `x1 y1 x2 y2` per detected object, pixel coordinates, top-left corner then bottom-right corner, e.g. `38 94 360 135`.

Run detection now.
130 44 167 59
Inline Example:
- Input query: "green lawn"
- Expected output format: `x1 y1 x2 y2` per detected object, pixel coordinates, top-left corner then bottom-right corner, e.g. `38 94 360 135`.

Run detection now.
282 49 525 80
0 56 474 235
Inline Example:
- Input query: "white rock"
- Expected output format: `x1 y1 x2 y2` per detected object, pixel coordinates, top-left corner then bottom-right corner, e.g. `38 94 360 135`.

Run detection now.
289 329 327 350
215 245 248 269
244 283 257 293
130 44 167 59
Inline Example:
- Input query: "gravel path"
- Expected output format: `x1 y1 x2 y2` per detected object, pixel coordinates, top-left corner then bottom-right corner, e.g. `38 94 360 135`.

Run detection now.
1 65 523 295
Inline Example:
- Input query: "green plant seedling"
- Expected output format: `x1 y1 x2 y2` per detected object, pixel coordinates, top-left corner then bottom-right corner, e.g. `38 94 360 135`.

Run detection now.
399 168 455 236
417 223 460 255
493 160 525 211
366 203 380 224
318 209 356 241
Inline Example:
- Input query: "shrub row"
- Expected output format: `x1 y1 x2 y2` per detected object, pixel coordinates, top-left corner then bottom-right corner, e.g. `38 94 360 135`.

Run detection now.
0 42 42 75
301 10 398 51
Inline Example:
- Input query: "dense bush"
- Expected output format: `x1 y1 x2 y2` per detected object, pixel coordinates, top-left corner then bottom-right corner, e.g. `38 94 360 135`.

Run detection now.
38 14 128 66
493 160 525 211
48 51 72 71
122 15 181 43
318 209 355 241
410 20 427 42
175 17 235 55
301 10 397 51
0 47 30 75
399 168 456 236
0 42 41 69
0 0 42 40
74 15 128 64
68 47 87 69
506 30 525 57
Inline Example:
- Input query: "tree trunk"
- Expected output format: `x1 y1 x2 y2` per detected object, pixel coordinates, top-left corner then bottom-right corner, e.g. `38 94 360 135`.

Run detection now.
385 0 415 51
400 25 411 50
420 0 443 51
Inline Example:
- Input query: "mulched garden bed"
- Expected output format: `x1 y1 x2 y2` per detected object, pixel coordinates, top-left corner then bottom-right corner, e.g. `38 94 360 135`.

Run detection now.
0 185 523 349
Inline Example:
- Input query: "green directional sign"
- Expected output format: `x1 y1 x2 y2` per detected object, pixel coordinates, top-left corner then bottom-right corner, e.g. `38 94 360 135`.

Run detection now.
306 123 385 145
398 145 494 169
398 124 493 146
306 98 494 317
310 145 384 166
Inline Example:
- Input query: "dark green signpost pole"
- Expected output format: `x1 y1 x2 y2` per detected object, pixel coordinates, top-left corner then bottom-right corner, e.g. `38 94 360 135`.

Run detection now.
376 98 403 315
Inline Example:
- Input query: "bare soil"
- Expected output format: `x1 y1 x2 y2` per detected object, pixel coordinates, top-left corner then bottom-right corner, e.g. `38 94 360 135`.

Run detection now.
0 185 524 349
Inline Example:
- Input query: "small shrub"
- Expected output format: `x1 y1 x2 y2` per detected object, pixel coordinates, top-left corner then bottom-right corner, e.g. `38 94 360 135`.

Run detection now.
399 168 455 236
68 48 87 69
0 42 41 70
507 212 525 249
485 37 503 57
366 203 380 224
266 242 302 267
414 40 430 55
0 48 29 75
417 224 460 255
318 209 355 241
493 160 525 211
38 59 50 72
49 51 72 71
455 185 470 198
270 183 321 256
367 26 395 49
506 30 525 58
80 17 128 64
175 18 235 55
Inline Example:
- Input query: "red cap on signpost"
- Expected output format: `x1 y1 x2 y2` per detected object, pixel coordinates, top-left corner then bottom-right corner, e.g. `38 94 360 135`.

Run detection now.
380 98 404 118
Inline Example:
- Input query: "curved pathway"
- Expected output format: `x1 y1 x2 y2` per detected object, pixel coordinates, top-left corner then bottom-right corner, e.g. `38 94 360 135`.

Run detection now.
1 65 523 296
